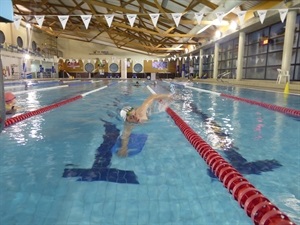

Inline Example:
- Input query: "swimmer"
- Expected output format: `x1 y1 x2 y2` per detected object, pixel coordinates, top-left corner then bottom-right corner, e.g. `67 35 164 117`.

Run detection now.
5 92 18 114
118 94 172 157
134 81 141 86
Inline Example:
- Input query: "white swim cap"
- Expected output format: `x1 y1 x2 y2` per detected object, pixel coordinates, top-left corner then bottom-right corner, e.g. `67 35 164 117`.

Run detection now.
120 106 133 121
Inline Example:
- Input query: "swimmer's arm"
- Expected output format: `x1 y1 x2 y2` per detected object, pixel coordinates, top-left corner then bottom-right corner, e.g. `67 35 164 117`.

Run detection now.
118 123 133 157
137 94 171 115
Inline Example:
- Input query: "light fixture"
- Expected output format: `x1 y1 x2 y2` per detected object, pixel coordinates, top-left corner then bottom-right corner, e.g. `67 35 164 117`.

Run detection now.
230 21 237 30
215 30 222 39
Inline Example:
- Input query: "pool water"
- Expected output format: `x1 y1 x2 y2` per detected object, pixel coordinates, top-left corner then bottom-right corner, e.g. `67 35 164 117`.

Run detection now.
0 80 299 225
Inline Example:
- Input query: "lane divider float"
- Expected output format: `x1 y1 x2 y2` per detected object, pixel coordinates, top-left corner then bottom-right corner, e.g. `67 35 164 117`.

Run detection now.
165 107 295 225
169 82 300 118
5 85 109 128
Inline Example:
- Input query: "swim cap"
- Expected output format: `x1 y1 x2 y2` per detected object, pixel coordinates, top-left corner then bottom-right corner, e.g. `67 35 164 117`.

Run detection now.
120 106 133 121
5 92 16 103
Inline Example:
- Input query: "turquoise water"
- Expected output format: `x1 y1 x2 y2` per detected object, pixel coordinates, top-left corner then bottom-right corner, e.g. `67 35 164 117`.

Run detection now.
0 80 299 225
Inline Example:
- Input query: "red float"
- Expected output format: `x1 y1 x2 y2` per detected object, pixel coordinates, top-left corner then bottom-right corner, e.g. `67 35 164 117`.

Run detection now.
165 106 296 225
237 187 260 208
244 194 269 217
251 201 278 225
259 210 296 225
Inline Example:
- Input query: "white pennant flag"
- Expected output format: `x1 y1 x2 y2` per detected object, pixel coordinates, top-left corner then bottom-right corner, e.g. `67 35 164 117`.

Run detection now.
34 15 45 28
58 15 69 29
237 11 246 24
184 56 187 61
172 13 182 27
168 58 171 61
195 12 204 25
127 14 137 27
105 14 114 27
215 12 225 24
257 10 267 24
278 9 288 23
13 15 22 30
195 56 198 59
81 15 92 29
149 13 160 27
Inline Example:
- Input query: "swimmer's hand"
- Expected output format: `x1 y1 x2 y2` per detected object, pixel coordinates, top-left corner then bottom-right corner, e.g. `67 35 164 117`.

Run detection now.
117 147 128 157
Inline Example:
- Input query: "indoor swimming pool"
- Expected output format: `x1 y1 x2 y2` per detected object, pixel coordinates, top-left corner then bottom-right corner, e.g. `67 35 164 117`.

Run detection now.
0 80 299 225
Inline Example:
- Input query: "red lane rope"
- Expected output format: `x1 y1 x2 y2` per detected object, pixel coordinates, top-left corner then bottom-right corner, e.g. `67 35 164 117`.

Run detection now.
5 95 82 128
166 107 296 225
220 93 300 118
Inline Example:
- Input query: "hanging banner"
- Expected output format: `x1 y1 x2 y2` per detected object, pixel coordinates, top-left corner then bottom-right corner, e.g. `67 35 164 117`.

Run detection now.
237 11 246 24
13 15 22 30
127 14 137 27
34 15 45 28
257 10 267 24
58 15 69 29
278 9 288 23
195 55 198 59
149 13 160 27
172 13 182 27
81 15 92 29
195 12 204 25
104 14 114 27
215 12 225 24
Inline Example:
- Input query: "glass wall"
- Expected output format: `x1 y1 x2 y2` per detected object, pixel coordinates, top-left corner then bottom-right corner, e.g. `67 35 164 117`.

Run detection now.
202 48 214 78
218 38 238 78
244 14 300 81
291 15 300 81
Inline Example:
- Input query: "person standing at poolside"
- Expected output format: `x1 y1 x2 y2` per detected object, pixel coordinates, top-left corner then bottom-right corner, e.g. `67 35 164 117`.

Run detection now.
118 94 172 157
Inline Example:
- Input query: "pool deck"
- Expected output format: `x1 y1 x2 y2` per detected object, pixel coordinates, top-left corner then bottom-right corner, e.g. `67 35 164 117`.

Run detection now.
182 78 300 95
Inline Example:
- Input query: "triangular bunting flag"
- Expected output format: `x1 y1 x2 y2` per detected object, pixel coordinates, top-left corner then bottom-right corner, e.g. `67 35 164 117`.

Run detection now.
58 15 69 29
179 57 182 60
257 10 267 24
195 12 204 25
215 12 225 24
13 15 22 30
237 11 246 24
172 13 182 27
278 9 288 23
81 15 92 29
149 13 160 27
184 56 187 60
105 14 114 27
195 56 198 59
127 14 137 27
168 58 171 61
34 15 45 28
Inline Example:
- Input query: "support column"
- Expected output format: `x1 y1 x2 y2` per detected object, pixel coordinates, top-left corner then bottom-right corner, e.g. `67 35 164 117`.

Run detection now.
281 10 297 74
199 49 203 77
121 58 127 79
213 42 219 79
236 31 245 81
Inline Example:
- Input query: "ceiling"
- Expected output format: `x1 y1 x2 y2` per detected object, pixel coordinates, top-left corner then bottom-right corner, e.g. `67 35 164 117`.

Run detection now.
12 0 286 56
